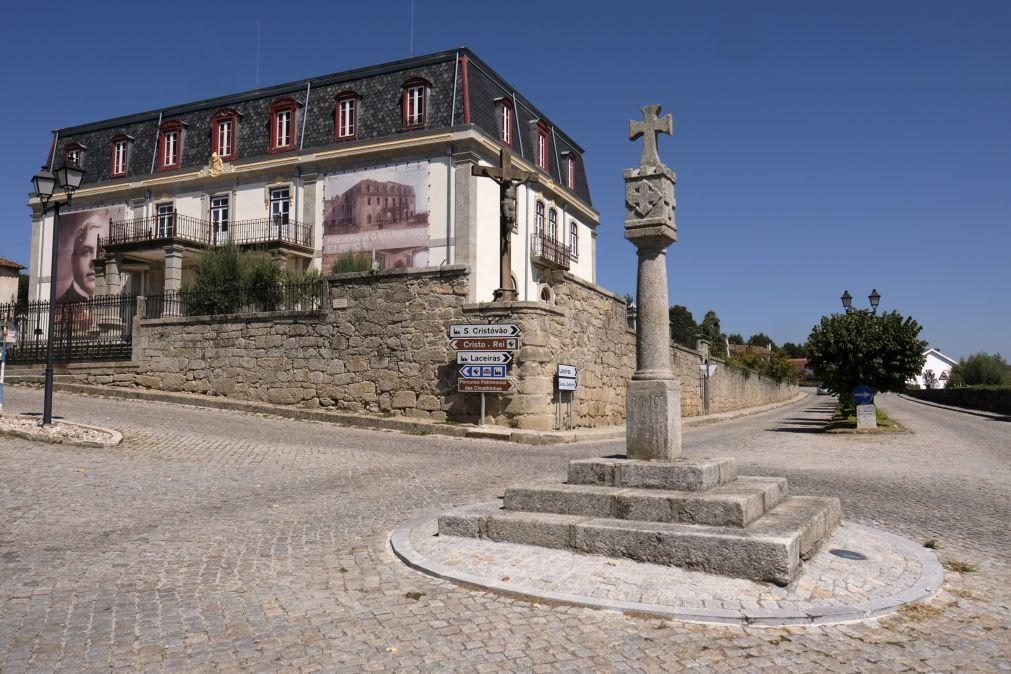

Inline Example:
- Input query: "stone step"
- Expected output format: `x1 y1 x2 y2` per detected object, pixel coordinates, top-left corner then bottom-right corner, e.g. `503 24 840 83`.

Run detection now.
503 476 788 528
567 456 737 492
438 495 840 585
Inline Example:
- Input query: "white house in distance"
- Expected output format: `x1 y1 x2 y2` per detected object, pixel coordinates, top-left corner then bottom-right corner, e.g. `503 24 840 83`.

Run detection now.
909 348 958 389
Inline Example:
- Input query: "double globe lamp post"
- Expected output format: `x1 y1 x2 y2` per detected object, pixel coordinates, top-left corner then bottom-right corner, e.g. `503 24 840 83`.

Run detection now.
841 288 881 314
31 162 85 426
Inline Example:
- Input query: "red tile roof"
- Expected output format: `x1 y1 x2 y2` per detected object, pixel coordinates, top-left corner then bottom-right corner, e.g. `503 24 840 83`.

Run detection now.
0 257 25 271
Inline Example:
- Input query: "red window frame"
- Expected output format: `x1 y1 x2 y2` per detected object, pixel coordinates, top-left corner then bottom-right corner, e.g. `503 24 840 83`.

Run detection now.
156 120 185 172
402 78 429 130
269 98 298 153
335 92 360 141
109 135 131 177
498 99 513 147
212 108 240 161
64 142 85 167
535 122 550 171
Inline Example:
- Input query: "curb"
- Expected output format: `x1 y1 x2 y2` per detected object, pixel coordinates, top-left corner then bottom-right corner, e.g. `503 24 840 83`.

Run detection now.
0 418 123 448
8 381 804 446
897 394 1010 421
389 506 944 627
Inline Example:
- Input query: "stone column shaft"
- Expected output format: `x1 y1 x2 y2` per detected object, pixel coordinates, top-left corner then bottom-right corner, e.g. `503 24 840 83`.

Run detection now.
634 245 673 380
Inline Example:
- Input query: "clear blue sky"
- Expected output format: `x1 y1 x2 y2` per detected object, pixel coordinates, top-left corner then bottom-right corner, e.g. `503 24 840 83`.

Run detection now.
3 0 1009 359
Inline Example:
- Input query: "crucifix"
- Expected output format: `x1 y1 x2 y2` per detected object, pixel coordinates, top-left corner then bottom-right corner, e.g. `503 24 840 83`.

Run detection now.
629 104 674 168
472 147 539 302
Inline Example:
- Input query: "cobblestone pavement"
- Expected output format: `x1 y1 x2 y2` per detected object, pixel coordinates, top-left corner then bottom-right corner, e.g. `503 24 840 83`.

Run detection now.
1 388 1008 672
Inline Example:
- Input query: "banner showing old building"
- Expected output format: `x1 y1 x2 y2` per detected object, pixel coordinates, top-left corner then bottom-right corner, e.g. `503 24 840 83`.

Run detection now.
322 164 430 271
56 206 125 302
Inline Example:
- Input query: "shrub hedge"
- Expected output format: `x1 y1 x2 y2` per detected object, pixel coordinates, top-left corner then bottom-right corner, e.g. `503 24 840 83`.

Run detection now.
906 386 1011 415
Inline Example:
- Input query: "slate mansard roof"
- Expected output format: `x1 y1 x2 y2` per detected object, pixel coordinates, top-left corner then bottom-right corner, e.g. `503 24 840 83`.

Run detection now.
45 48 592 208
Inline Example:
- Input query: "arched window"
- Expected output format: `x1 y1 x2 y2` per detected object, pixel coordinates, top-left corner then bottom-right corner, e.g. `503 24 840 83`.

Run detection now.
535 201 545 235
569 220 579 259
366 213 372 224
548 208 558 240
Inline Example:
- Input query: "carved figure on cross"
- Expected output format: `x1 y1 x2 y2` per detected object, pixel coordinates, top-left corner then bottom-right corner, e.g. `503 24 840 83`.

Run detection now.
472 148 539 301
629 104 673 168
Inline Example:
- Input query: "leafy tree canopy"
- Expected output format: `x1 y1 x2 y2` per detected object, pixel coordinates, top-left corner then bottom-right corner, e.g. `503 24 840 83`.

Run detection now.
727 333 745 345
668 304 698 348
807 309 926 407
779 341 808 358
700 310 727 358
747 332 776 349
948 352 1011 387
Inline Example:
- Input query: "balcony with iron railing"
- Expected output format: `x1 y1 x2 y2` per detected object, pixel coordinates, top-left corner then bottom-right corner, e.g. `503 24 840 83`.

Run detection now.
101 212 313 253
530 232 573 270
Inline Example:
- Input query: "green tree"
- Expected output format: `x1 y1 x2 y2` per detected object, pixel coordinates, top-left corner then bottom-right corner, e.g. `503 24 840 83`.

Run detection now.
668 304 697 348
17 273 29 304
948 353 1011 387
747 332 776 349
779 341 807 358
727 333 745 345
700 310 727 358
807 309 927 410
182 243 282 315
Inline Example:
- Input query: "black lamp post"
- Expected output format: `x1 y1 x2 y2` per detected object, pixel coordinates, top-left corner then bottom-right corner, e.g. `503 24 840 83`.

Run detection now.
868 288 881 314
32 161 84 425
840 290 853 312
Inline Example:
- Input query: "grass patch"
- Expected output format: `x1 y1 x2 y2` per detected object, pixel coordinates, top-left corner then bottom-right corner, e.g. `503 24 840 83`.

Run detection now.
941 559 978 573
923 539 939 549
898 601 944 621
404 591 426 600
823 403 907 433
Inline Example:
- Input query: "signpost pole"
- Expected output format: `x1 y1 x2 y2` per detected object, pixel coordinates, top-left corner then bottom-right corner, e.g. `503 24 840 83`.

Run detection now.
568 390 573 430
0 340 6 417
479 392 486 427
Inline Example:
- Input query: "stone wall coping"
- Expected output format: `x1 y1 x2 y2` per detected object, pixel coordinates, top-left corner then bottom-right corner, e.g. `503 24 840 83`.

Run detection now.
327 264 468 284
140 309 325 328
559 271 629 305
462 301 566 317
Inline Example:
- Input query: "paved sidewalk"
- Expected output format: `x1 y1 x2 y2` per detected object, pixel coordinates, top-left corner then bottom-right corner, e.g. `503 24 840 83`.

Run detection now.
0 387 1008 671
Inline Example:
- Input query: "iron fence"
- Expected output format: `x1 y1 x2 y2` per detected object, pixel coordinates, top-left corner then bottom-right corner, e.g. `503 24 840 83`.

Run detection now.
106 213 211 247
144 280 327 319
104 214 313 250
0 294 137 364
530 232 572 270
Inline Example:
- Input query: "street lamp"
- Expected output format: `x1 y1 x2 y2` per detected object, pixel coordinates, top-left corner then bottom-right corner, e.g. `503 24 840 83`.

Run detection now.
868 289 881 313
31 161 85 425
840 290 853 311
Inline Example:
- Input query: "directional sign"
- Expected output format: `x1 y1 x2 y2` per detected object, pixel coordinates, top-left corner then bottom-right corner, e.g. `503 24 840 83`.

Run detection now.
448 337 519 351
557 377 577 391
853 385 875 405
449 324 520 338
557 364 577 379
460 365 507 379
458 378 516 393
457 351 512 365
2 322 15 344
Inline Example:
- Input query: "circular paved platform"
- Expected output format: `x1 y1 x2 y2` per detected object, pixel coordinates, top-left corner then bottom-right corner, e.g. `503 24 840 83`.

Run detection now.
391 503 943 627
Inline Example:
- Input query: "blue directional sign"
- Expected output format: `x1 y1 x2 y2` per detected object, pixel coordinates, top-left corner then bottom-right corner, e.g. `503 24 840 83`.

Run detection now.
852 385 875 405
459 365 507 379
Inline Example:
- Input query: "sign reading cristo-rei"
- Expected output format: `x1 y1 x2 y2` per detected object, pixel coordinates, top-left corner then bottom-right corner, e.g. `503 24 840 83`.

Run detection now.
448 337 519 351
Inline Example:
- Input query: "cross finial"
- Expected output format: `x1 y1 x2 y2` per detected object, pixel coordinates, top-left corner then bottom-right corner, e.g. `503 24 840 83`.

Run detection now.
629 104 673 168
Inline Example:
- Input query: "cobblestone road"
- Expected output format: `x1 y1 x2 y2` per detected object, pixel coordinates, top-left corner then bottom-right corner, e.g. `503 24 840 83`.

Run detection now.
1 388 1008 672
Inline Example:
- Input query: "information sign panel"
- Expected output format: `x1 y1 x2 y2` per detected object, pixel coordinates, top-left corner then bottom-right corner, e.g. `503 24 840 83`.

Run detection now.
557 377 577 391
457 351 512 365
557 364 577 379
459 365 507 379
449 324 520 338
458 378 516 393
448 337 519 351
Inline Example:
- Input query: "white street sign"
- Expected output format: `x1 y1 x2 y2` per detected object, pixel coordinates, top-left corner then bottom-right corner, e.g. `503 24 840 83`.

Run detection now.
557 364 577 379
2 323 15 344
558 377 577 391
449 324 520 338
457 351 512 365
699 363 718 377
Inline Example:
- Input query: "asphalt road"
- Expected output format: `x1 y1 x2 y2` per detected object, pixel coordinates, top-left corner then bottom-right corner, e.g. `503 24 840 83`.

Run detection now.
0 387 1008 671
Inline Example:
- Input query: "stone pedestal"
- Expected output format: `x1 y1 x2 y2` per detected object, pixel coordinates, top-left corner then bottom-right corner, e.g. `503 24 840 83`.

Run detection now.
856 404 877 430
163 245 184 293
626 379 681 461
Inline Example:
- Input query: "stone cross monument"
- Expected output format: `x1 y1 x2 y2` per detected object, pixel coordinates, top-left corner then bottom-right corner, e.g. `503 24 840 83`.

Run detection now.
472 148 540 302
625 104 681 460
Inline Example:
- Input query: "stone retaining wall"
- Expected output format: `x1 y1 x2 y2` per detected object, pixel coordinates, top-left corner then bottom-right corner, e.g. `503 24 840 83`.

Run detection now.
71 265 796 429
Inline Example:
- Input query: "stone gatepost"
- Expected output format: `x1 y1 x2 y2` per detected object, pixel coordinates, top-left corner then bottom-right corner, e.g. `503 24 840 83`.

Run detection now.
163 245 184 293
624 105 681 461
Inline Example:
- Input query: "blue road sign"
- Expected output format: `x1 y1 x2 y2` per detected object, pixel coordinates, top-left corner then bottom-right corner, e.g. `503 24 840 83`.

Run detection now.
853 385 875 405
460 365 507 379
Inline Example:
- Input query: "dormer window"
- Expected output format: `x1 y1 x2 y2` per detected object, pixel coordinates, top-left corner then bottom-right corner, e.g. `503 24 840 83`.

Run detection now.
564 154 576 190
64 143 86 167
535 123 550 171
212 109 241 160
269 99 298 152
336 92 359 140
109 135 132 177
402 79 428 130
497 98 513 147
157 121 186 171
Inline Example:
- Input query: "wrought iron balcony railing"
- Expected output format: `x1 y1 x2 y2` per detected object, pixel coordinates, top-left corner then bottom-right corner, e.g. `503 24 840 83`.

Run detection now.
103 213 313 251
530 232 571 270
